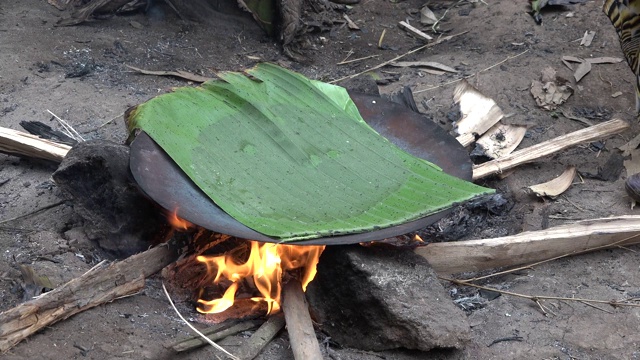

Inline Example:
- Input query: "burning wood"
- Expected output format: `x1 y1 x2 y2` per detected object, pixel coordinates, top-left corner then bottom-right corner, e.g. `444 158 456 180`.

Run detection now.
196 241 325 316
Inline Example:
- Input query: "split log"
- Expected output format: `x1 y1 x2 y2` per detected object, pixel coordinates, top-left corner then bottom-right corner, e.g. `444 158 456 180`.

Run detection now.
0 232 230 353
472 118 629 180
416 216 640 274
0 126 71 162
281 278 322 360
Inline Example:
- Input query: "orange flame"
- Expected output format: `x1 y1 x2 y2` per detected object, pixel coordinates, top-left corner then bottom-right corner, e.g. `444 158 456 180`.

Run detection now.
168 209 193 230
196 241 325 315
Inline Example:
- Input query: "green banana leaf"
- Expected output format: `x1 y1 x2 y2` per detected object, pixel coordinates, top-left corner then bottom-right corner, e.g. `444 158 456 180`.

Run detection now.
127 63 494 242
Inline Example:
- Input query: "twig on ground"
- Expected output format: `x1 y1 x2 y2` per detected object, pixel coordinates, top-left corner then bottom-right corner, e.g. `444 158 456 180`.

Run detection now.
162 282 239 359
617 245 637 253
414 49 529 93
487 336 524 347
431 0 464 32
339 49 354 63
377 29 386 49
578 300 613 314
337 54 379 66
330 31 469 84
46 109 85 142
441 277 640 312
0 201 66 225
94 112 125 130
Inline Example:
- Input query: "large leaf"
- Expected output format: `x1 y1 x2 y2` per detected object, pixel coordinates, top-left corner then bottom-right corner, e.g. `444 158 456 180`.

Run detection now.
127 63 493 241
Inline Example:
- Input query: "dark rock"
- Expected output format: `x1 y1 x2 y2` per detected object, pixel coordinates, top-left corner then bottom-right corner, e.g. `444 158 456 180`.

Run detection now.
306 244 471 352
52 140 167 258
341 76 380 97
580 152 623 182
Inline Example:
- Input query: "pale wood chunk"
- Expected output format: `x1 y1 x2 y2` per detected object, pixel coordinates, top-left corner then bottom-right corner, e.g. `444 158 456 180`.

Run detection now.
416 216 640 274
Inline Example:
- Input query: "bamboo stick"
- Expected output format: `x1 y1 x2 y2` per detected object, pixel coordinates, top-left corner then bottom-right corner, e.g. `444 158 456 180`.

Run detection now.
0 126 71 162
415 216 640 274
472 118 629 180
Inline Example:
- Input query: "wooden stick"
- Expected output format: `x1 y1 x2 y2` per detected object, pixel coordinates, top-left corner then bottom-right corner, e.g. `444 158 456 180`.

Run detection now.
398 21 433 41
0 232 229 353
0 126 71 162
472 118 628 180
281 278 322 360
415 216 640 274
236 313 286 360
330 31 468 84
170 320 262 353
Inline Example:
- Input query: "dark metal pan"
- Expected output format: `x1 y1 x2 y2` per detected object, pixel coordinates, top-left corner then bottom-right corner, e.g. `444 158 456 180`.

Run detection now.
129 93 472 245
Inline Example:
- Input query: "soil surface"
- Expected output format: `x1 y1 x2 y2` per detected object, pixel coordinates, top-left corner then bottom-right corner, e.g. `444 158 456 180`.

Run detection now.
2 0 640 359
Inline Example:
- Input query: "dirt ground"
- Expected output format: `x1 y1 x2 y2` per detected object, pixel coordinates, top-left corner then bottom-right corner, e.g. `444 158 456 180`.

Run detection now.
2 0 640 359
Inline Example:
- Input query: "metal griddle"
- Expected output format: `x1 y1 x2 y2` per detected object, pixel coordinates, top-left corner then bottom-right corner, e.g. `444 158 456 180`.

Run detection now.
129 93 472 245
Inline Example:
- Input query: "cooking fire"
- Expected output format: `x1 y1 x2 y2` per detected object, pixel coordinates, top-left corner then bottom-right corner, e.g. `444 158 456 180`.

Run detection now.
168 210 325 317
196 241 325 315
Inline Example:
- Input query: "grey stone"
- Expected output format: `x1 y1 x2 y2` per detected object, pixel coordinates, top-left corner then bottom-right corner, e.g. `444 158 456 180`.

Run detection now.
306 244 470 352
52 140 165 258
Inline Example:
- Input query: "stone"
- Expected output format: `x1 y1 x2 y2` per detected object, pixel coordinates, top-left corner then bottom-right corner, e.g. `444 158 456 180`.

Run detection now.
306 244 471 352
52 140 166 258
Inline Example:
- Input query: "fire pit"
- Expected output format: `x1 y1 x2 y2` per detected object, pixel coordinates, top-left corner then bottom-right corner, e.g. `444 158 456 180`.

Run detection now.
125 90 477 357
0 87 483 358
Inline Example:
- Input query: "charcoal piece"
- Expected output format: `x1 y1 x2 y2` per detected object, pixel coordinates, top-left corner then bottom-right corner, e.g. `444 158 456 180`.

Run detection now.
580 152 624 182
306 244 470 352
340 77 380 97
420 193 512 242
20 121 77 146
52 140 166 258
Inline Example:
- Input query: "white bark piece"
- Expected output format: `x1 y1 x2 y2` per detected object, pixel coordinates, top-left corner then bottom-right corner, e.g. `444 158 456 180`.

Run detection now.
528 166 577 198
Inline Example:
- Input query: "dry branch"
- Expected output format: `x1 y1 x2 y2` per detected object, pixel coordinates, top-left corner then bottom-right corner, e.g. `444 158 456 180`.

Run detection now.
472 118 629 180
330 31 468 84
0 232 229 353
281 278 322 360
415 216 640 274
